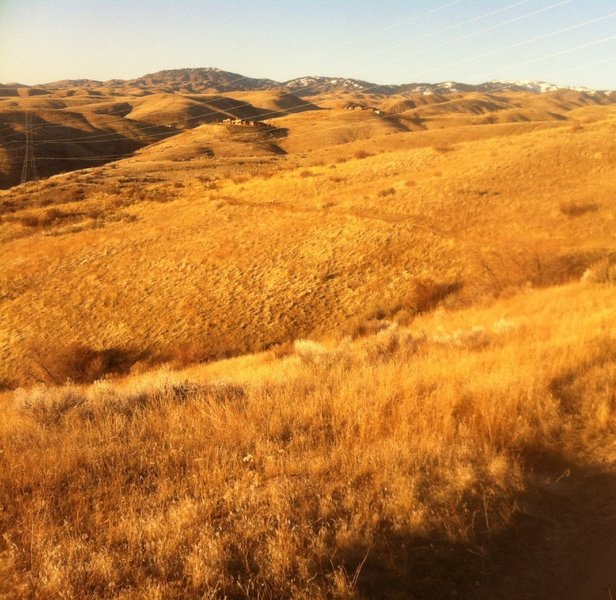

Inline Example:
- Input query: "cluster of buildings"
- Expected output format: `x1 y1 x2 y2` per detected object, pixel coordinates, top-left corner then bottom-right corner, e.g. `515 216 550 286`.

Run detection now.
344 105 383 115
221 118 270 128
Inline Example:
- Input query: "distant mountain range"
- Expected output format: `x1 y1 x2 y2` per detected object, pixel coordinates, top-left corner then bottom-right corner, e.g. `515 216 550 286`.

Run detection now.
1 67 611 97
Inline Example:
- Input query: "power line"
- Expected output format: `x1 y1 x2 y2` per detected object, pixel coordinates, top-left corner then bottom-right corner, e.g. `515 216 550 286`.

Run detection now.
405 10 616 81
342 0 540 70
0 0 549 144
2 1 613 166
20 111 38 183
5 0 585 150
0 0 471 141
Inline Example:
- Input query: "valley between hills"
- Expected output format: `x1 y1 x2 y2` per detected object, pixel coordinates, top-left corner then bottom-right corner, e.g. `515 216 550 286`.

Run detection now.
1 68 616 599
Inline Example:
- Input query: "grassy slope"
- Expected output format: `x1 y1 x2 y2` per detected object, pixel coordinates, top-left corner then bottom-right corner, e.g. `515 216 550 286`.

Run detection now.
1 96 615 597
1 279 615 598
1 108 615 386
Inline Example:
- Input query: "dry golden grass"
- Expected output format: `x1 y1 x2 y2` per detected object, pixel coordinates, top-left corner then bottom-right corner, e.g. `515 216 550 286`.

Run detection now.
1 104 615 386
1 89 616 596
1 280 615 598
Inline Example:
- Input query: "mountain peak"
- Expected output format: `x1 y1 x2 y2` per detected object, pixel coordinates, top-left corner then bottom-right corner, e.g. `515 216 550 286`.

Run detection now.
21 68 611 96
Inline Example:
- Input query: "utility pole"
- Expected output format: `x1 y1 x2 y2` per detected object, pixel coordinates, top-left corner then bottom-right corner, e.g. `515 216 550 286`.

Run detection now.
20 111 38 183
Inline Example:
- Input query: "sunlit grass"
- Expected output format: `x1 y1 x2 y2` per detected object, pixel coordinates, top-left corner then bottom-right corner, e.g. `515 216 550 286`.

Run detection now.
1 281 614 598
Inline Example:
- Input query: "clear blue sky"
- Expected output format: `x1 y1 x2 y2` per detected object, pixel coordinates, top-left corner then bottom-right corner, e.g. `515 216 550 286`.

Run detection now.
1 0 615 88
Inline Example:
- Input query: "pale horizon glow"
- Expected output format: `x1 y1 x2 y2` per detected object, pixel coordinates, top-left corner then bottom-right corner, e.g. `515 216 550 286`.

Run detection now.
0 0 615 89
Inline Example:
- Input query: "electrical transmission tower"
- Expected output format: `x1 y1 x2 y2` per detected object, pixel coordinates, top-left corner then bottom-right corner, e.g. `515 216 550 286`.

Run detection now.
20 111 38 183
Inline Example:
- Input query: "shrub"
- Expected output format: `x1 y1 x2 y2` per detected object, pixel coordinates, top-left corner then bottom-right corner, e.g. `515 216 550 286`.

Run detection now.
581 257 616 285
342 318 391 339
270 341 295 359
169 342 214 367
293 339 330 364
231 174 250 184
27 343 135 385
15 385 86 427
203 382 247 404
17 213 41 227
431 326 491 350
394 308 414 327
196 175 219 190
377 187 396 198
407 278 461 313
559 202 599 217
18 208 74 228
365 326 400 362
293 338 351 370
44 207 65 222
472 247 555 295
353 149 371 159
0 377 17 392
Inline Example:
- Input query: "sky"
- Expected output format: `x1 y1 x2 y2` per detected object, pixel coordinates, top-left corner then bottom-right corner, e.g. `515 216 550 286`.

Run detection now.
0 0 615 88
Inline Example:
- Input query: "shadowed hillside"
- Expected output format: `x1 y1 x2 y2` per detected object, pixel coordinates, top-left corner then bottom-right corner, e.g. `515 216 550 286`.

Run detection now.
0 89 319 187
2 70 614 188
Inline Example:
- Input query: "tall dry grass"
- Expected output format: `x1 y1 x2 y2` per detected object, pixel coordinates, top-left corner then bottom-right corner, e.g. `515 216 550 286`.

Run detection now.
1 282 615 599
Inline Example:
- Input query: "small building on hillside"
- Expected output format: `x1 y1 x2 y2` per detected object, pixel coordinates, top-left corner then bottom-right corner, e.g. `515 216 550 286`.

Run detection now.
222 118 273 129
344 104 384 116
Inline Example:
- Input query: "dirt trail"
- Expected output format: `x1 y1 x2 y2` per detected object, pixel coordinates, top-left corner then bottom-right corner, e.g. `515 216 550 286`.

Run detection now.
480 436 616 600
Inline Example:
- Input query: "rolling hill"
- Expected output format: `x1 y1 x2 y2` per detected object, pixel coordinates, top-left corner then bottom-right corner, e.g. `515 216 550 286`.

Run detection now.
1 67 616 599
0 88 321 187
1 97 615 388
7 66 612 98
1 71 614 189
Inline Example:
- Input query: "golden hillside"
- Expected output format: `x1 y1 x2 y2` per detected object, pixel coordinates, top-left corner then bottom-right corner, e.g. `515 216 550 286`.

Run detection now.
2 277 616 598
1 83 616 598
1 97 615 387
0 88 318 187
